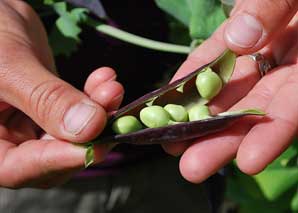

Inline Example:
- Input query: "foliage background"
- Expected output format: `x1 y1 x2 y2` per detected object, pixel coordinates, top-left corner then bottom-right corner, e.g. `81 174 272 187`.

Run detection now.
28 0 298 212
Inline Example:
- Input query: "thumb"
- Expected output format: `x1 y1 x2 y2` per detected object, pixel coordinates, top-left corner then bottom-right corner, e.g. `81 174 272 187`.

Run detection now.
224 0 298 54
0 48 107 143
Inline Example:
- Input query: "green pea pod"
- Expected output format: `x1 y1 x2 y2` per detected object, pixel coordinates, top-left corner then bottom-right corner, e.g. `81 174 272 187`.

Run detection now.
89 50 266 145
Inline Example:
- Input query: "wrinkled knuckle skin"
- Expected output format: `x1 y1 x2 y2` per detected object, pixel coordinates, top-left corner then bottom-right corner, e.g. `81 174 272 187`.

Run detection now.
29 80 69 124
270 0 297 14
282 0 297 12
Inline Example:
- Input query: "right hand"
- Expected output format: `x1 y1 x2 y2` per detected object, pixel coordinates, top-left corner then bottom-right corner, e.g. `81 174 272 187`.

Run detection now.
0 0 124 188
163 0 298 183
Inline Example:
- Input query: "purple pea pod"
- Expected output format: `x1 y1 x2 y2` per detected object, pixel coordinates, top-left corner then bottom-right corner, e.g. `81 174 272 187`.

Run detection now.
91 50 265 145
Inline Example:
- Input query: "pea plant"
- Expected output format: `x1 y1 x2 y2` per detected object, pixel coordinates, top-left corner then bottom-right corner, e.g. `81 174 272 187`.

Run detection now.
29 0 298 212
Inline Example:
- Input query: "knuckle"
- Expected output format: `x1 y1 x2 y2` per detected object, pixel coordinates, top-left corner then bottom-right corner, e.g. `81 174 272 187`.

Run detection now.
28 80 70 124
281 0 297 12
267 0 297 15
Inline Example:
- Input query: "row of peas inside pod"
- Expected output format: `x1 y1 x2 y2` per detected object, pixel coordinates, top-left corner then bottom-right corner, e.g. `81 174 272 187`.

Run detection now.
92 50 265 145
112 67 221 134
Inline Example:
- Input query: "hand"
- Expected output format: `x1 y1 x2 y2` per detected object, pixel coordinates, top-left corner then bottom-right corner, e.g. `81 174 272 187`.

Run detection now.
163 0 298 183
0 1 124 188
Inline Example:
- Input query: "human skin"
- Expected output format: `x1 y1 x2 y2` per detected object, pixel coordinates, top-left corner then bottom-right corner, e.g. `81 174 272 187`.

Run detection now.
163 0 298 183
0 0 124 188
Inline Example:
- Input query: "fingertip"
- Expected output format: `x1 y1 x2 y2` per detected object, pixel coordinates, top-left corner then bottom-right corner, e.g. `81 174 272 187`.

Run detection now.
179 149 209 184
90 81 124 111
236 148 266 175
84 67 116 95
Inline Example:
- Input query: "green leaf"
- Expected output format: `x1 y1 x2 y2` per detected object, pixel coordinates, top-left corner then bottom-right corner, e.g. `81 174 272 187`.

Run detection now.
292 190 298 211
49 24 78 57
47 2 88 56
188 0 226 39
70 8 88 22
155 0 226 40
56 16 81 41
254 168 298 201
52 2 67 15
226 171 266 203
267 143 298 169
154 0 191 26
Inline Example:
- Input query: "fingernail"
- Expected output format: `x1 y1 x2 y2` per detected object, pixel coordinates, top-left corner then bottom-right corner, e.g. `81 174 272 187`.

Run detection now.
225 14 263 48
63 102 96 135
95 69 116 82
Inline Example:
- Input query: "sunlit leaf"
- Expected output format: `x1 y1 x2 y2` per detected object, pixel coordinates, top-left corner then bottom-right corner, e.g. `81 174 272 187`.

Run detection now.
254 168 298 201
188 0 226 39
154 0 191 26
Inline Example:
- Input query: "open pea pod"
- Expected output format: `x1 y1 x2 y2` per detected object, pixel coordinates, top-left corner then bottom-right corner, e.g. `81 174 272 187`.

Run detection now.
91 50 265 145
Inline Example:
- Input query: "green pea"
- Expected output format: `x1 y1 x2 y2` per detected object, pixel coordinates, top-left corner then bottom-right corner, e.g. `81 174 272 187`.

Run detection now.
164 104 188 122
112 115 143 134
188 105 211 121
140 106 171 128
196 67 222 100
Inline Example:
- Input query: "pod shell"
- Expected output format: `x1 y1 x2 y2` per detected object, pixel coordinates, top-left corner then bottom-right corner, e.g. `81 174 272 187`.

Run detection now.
91 50 261 145
95 112 262 145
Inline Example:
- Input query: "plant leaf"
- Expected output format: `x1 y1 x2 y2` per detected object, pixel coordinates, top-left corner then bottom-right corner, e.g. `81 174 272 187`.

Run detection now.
154 0 191 26
47 2 89 56
292 190 298 211
267 143 298 169
188 0 226 39
56 15 81 41
49 24 78 57
254 168 298 201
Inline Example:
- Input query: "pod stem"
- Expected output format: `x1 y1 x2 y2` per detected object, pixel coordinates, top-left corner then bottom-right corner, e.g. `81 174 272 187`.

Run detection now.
86 18 191 54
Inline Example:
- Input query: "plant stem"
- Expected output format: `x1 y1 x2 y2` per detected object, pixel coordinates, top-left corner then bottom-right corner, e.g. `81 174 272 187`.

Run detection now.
87 19 191 54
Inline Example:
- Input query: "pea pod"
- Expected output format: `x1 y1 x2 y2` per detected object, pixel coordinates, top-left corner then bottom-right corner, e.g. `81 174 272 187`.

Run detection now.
90 50 265 145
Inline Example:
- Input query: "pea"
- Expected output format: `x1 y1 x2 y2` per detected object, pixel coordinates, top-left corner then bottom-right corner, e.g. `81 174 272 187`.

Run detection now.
196 67 222 100
188 105 211 121
140 106 171 128
164 104 188 122
112 115 143 134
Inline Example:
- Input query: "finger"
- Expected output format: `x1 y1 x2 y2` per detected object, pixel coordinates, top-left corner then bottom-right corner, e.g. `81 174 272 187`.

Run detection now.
34 143 112 188
237 65 298 174
179 123 250 183
90 81 124 112
0 45 107 143
224 0 298 54
179 66 293 183
0 139 110 188
84 67 117 95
